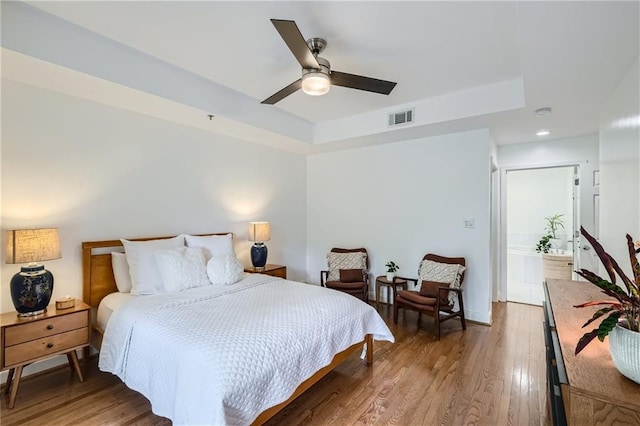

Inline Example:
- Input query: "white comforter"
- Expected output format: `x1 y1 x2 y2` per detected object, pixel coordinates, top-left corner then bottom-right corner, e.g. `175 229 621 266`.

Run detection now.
99 274 394 425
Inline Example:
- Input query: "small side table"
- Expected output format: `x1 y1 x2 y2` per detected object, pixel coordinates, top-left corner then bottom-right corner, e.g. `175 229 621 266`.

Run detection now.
375 276 408 311
1 301 91 409
244 264 287 279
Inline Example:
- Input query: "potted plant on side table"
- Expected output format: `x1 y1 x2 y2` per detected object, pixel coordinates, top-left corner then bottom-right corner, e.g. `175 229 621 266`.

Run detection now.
574 226 640 384
385 261 399 282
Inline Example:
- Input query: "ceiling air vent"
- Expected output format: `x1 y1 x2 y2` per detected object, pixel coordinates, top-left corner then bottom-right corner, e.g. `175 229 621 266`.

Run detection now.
388 108 414 127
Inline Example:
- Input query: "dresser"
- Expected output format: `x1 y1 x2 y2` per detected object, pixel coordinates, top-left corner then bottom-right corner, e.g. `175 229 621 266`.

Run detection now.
1 302 91 408
544 279 640 425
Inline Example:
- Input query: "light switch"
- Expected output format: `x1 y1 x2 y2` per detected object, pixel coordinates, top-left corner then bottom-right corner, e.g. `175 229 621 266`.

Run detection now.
464 219 475 228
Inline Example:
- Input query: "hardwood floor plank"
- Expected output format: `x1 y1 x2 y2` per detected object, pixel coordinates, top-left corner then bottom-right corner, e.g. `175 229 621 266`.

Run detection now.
1 302 551 425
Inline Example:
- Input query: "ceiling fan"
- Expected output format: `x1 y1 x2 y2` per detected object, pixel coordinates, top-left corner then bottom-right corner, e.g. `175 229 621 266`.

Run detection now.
261 19 397 105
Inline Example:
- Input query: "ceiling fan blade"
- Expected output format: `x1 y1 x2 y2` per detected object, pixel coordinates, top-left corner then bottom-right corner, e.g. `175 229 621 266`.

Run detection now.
261 79 302 104
331 71 397 95
271 19 320 70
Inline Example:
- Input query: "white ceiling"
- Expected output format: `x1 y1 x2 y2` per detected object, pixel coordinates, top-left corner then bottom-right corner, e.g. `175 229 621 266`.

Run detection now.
6 1 640 148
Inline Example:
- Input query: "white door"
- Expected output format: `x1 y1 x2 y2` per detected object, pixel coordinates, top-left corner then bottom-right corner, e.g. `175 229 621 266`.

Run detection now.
572 168 580 278
576 170 601 276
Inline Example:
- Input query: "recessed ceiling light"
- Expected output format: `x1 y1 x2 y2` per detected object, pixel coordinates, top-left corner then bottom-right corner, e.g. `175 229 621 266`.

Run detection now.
535 107 552 116
536 129 550 136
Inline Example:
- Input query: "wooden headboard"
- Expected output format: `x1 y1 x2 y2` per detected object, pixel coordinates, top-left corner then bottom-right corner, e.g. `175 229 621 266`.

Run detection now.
82 232 233 309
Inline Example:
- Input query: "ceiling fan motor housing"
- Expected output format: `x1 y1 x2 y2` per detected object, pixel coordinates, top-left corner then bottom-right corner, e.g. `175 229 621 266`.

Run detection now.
302 56 330 77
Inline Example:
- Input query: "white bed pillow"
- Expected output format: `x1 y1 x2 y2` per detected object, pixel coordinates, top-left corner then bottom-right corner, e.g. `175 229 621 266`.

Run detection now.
154 246 210 292
111 252 132 293
121 235 185 295
185 233 234 260
206 255 244 285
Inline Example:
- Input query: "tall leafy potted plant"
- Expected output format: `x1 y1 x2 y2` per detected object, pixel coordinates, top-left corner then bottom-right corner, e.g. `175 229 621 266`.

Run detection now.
545 213 564 253
574 226 640 384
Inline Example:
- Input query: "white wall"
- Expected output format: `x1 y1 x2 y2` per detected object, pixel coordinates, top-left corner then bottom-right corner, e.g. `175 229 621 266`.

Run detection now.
307 129 493 324
1 81 308 308
599 57 640 277
506 167 574 249
1 81 308 380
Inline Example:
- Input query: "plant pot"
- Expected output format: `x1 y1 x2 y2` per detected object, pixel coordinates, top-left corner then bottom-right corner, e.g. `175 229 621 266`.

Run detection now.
609 323 640 384
549 238 562 253
386 272 395 282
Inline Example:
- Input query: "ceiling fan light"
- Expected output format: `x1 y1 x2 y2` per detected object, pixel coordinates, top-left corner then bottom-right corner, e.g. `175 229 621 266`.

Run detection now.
302 72 330 96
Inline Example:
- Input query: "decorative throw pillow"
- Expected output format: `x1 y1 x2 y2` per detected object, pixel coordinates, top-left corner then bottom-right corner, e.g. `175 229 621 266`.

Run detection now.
339 268 363 283
154 246 210 293
111 252 133 293
327 251 367 281
418 259 466 305
184 234 234 261
206 255 244 285
419 280 451 306
121 235 185 295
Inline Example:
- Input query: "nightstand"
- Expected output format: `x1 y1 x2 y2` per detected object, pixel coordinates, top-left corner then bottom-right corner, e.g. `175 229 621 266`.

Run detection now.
244 264 287 279
1 301 91 409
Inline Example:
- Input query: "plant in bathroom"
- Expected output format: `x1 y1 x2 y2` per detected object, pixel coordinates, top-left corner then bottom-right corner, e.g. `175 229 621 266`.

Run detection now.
574 226 640 383
544 213 565 239
536 235 552 253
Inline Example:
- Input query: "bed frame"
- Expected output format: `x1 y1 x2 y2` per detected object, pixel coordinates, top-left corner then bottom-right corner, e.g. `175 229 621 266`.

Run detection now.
81 233 373 426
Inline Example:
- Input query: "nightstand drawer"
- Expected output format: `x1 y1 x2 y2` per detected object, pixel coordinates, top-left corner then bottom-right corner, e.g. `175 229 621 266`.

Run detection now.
4 311 87 346
4 327 89 367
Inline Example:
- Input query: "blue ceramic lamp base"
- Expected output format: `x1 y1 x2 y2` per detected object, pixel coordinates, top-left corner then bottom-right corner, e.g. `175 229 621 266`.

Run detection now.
251 243 268 269
10 264 54 317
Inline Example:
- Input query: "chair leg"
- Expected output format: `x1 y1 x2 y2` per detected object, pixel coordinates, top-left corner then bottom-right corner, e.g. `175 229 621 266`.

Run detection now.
393 302 399 323
417 312 421 327
435 311 441 341
458 292 467 330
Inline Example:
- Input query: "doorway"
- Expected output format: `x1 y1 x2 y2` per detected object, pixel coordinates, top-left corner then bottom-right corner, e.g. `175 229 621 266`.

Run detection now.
505 166 576 305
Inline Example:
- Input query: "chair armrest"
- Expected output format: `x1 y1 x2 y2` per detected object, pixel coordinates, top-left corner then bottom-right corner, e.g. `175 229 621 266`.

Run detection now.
320 270 329 286
438 287 463 294
396 276 418 286
436 286 463 310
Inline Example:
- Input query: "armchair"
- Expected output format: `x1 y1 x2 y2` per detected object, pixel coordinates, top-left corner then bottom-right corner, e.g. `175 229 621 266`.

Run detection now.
320 248 370 302
394 253 466 340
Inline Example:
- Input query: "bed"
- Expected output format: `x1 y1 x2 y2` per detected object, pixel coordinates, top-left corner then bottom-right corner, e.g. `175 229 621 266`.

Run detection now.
82 233 394 425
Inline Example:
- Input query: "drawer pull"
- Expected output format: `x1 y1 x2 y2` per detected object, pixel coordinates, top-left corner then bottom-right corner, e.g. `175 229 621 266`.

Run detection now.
47 343 54 349
46 325 54 330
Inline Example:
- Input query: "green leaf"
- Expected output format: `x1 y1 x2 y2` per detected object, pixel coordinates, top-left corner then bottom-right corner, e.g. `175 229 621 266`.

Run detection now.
596 312 622 341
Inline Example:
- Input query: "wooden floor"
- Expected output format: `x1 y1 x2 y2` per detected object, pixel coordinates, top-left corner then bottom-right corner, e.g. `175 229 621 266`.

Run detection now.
1 302 550 426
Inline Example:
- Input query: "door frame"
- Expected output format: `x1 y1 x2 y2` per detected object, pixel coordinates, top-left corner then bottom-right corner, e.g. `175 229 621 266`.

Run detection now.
497 160 583 302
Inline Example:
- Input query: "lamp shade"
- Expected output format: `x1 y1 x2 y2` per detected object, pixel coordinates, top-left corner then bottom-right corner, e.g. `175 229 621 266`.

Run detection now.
6 228 61 264
248 222 271 242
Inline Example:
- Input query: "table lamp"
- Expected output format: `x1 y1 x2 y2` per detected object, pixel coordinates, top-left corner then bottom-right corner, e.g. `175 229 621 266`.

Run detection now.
6 228 61 316
248 222 270 270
